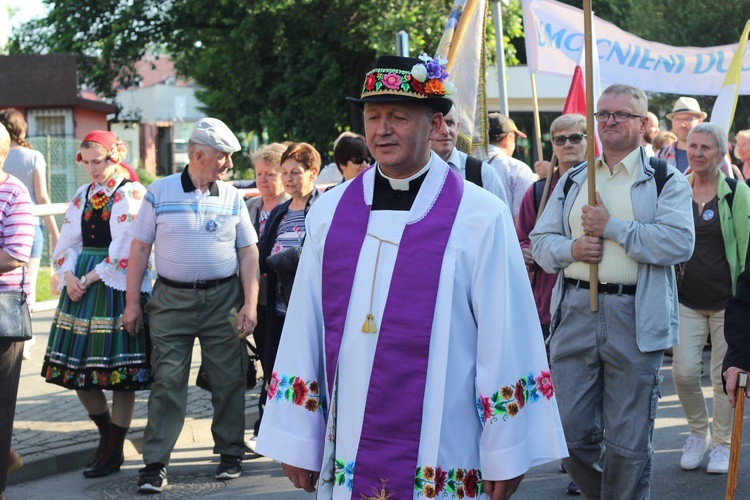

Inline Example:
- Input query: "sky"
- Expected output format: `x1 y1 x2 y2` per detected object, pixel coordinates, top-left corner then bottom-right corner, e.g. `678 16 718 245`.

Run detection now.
7 0 48 29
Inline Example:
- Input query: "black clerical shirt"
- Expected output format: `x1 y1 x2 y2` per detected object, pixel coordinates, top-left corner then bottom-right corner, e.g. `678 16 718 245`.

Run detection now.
371 168 428 211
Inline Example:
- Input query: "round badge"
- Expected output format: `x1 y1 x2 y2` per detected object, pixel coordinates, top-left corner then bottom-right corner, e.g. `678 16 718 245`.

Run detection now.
206 219 218 232
702 209 714 221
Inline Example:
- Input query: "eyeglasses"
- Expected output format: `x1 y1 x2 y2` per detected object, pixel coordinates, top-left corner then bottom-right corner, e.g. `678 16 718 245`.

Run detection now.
551 133 586 146
594 112 643 123
350 157 371 164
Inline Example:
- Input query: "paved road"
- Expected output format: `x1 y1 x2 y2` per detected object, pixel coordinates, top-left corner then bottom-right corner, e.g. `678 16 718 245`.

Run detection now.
5 311 749 499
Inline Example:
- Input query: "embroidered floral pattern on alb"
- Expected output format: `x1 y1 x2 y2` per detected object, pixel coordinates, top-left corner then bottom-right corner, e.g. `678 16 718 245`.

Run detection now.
333 459 355 491
268 372 326 413
477 370 554 424
415 465 482 498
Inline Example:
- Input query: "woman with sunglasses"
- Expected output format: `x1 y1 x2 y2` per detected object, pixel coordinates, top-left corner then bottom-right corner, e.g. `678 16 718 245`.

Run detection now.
517 112 587 336
515 113 587 496
327 134 370 190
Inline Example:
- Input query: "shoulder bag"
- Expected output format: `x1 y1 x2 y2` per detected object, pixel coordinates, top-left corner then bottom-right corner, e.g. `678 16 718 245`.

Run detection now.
0 267 33 342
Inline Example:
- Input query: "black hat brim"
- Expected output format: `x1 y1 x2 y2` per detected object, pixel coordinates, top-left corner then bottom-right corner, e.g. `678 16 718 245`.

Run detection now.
346 95 453 116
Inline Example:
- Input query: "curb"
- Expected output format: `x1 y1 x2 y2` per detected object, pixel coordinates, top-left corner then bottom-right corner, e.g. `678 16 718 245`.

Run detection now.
8 410 258 486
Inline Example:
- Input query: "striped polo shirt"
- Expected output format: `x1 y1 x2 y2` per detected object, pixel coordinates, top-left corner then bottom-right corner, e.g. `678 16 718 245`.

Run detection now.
129 167 258 282
0 173 35 293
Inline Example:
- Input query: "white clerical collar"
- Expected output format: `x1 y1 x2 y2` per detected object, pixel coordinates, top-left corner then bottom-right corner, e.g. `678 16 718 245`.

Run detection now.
376 161 432 191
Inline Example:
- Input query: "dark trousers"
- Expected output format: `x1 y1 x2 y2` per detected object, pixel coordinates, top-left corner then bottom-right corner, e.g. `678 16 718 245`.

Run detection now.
256 313 285 436
252 304 269 435
0 341 22 493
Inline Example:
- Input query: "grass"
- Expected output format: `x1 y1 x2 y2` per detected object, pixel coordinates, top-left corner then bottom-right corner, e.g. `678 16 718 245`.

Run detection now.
35 267 57 303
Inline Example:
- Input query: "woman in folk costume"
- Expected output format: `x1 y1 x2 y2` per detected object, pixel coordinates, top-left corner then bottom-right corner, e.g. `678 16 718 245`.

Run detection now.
41 131 152 478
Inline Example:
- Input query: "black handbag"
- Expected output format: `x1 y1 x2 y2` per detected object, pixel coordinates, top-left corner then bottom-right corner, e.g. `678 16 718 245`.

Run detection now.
0 267 33 342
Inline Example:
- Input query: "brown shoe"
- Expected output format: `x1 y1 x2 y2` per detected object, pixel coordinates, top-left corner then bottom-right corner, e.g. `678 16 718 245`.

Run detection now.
8 447 23 476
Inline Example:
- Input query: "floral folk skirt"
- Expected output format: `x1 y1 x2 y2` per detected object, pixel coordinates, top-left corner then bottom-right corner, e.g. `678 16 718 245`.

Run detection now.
41 247 152 391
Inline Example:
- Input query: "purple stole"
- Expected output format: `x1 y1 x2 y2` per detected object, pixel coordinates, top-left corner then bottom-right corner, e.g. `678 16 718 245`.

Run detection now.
322 166 463 498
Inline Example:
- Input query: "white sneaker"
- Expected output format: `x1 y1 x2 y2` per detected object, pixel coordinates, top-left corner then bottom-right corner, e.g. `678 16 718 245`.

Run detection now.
707 445 730 474
680 432 709 470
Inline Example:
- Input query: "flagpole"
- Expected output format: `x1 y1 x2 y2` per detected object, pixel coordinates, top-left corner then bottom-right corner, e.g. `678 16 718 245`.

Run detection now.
530 74 544 168
583 0 598 311
492 0 509 115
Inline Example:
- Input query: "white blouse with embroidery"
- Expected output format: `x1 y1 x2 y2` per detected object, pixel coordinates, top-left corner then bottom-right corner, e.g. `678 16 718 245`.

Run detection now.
52 173 152 292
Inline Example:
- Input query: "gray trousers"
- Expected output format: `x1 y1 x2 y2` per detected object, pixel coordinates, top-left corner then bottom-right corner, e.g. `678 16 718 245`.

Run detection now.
550 285 664 500
143 277 248 465
0 341 22 494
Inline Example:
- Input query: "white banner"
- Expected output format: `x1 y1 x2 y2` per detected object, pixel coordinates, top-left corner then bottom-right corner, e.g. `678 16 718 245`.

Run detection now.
522 0 750 95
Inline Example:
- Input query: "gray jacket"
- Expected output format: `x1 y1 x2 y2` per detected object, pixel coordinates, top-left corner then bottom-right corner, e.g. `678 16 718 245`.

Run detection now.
530 148 694 352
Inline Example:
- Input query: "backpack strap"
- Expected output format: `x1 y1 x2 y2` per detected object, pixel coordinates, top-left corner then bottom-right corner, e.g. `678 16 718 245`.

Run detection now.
648 156 673 197
724 176 738 210
532 179 546 214
562 175 575 198
465 156 484 188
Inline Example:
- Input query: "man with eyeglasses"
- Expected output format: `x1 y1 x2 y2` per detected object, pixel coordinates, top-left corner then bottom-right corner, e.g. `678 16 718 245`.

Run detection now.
656 96 706 173
531 84 694 499
431 105 508 204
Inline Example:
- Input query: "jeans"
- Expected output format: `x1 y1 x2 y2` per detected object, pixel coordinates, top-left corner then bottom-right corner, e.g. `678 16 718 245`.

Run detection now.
550 285 663 500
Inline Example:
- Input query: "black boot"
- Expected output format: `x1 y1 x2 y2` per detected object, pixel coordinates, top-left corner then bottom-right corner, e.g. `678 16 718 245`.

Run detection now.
83 424 127 478
87 411 111 466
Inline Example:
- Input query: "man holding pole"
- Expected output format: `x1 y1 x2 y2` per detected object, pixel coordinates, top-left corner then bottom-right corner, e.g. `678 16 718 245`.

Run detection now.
530 84 694 499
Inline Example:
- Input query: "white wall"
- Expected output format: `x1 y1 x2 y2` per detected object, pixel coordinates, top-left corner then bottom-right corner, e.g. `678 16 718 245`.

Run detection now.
115 84 204 123
487 65 571 112
110 123 140 167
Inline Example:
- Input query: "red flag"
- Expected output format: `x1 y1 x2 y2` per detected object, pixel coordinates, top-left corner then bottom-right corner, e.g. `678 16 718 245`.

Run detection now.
563 65 586 116
562 48 601 156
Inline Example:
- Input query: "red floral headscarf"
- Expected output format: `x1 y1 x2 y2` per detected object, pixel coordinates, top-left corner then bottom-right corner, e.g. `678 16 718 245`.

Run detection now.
76 131 128 164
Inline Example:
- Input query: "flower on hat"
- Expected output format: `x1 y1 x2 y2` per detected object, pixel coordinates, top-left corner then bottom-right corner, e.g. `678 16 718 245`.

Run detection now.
410 54 454 97
411 64 428 83
107 140 128 164
382 73 403 90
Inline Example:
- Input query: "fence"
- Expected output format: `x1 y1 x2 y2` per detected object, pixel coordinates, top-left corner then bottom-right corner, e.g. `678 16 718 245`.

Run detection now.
27 136 86 267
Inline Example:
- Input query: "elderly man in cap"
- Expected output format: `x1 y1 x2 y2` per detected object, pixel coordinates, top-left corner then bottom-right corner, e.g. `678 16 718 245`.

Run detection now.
255 55 566 499
486 112 537 220
123 117 259 493
656 96 707 173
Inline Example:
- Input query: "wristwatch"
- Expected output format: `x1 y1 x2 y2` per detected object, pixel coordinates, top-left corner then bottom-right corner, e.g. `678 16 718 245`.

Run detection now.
80 275 88 288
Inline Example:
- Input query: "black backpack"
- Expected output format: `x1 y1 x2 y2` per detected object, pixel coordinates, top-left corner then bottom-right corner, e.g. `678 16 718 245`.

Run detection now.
465 155 483 188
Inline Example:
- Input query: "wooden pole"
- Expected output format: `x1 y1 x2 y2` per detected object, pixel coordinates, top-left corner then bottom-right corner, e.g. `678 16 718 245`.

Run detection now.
726 372 747 500
536 155 558 221
583 0 598 311
530 74 544 167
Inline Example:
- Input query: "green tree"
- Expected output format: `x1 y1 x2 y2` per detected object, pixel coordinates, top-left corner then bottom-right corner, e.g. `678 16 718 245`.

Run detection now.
10 0 165 99
11 0 527 155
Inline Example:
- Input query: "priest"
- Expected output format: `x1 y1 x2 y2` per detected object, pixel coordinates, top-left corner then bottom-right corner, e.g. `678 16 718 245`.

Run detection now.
256 55 567 500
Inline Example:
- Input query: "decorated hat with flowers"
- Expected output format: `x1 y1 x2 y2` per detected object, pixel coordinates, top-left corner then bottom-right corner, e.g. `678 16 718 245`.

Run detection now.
346 54 456 115
76 130 128 164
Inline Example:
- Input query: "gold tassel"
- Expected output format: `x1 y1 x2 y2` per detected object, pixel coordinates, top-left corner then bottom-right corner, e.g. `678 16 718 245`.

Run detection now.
361 313 377 333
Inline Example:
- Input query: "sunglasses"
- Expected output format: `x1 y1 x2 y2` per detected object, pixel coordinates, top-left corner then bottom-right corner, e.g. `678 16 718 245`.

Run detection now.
551 133 586 146
350 157 371 164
